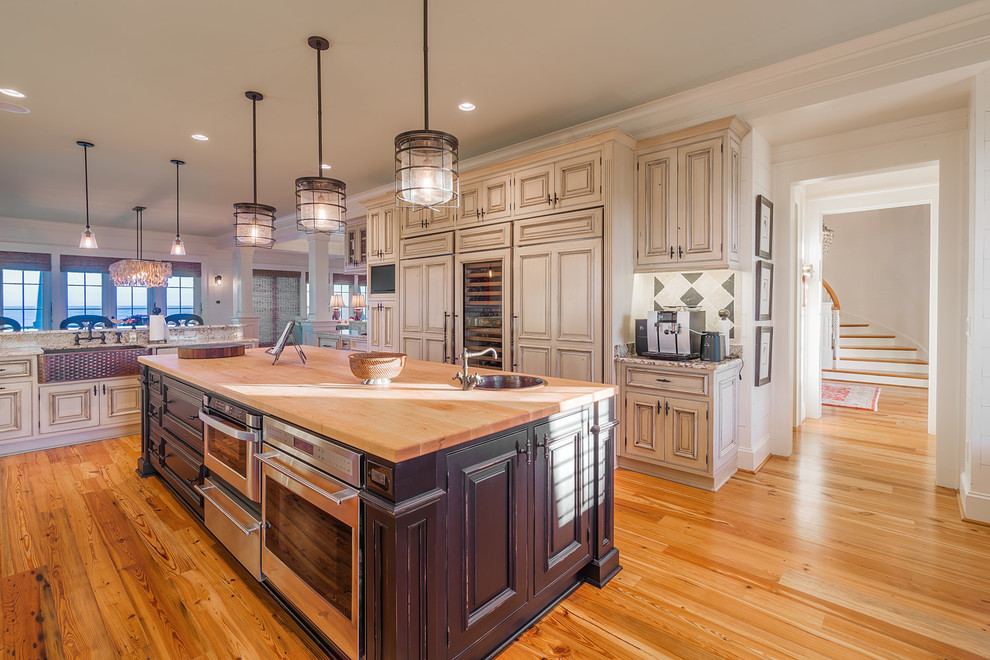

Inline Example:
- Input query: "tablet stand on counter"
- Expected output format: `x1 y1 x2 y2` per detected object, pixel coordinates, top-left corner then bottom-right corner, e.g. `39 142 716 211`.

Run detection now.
266 320 307 365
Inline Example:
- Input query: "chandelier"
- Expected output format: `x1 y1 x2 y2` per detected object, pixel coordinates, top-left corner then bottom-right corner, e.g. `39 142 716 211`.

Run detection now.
295 36 347 234
394 0 459 209
822 223 835 254
110 206 173 287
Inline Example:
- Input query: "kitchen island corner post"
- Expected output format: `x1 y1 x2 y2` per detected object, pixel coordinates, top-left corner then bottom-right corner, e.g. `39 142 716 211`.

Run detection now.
136 365 158 477
582 396 621 587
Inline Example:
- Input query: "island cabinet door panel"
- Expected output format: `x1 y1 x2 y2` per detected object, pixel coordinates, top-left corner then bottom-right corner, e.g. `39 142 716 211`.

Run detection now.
0 380 32 442
39 382 99 434
446 428 529 658
664 396 709 472
677 136 723 263
532 412 591 597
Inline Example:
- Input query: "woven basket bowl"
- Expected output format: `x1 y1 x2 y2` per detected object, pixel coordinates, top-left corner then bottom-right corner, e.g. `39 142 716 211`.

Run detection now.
348 352 407 384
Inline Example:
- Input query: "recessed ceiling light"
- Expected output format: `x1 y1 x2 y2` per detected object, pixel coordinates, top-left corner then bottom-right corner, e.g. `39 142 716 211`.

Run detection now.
321 163 332 170
458 102 475 112
0 88 25 98
191 134 209 141
0 102 29 114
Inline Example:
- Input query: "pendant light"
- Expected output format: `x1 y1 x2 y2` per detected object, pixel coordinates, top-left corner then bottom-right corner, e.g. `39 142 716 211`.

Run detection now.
76 140 99 248
394 0 459 209
234 91 276 248
170 159 186 256
295 37 346 234
109 206 173 287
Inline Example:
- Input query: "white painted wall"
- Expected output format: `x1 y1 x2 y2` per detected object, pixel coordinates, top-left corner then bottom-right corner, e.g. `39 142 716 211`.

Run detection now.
822 206 931 353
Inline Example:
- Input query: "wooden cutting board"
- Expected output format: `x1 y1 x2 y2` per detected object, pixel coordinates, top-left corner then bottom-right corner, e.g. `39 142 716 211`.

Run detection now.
177 343 246 359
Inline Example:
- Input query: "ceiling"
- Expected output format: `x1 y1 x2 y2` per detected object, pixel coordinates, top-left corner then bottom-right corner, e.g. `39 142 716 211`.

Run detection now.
0 0 976 243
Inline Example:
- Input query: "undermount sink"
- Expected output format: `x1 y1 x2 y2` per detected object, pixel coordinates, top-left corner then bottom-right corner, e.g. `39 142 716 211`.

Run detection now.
473 375 547 390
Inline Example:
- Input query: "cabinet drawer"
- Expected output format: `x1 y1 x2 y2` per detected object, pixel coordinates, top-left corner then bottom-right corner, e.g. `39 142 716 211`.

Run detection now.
0 358 33 380
159 436 204 516
400 231 454 259
162 376 204 437
625 367 708 396
456 223 511 252
147 369 163 395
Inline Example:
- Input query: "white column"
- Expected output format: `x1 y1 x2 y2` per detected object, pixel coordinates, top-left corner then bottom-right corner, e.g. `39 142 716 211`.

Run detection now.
299 233 336 345
231 246 260 341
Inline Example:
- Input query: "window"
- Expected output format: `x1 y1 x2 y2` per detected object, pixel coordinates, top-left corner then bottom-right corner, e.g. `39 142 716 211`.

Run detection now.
115 286 148 321
66 271 103 317
333 282 351 320
1 269 44 330
166 276 196 315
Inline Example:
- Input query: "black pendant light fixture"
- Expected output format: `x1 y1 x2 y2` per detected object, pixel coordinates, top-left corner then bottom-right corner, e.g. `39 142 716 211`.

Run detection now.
109 206 173 287
76 140 99 249
295 37 346 234
234 91 276 248
394 0 459 209
170 159 186 256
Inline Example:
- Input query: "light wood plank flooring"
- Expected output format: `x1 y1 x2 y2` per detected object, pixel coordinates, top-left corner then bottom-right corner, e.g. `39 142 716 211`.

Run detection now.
3 385 989 658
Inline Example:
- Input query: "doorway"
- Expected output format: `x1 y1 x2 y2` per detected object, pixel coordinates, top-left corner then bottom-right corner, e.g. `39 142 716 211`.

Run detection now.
795 165 938 433
253 269 302 347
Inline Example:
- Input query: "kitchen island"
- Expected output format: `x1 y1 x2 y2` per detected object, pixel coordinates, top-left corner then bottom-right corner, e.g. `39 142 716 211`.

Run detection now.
138 347 620 660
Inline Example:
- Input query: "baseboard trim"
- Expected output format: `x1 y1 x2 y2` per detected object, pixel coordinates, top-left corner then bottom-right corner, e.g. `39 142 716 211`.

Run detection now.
959 477 990 525
737 434 772 472
0 423 140 457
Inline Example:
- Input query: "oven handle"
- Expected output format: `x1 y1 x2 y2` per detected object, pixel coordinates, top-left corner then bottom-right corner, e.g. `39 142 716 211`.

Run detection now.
193 483 260 535
199 409 257 443
255 451 359 505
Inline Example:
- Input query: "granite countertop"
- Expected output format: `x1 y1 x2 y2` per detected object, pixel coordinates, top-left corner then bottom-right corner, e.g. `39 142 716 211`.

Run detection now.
140 348 615 463
615 354 743 371
0 338 255 358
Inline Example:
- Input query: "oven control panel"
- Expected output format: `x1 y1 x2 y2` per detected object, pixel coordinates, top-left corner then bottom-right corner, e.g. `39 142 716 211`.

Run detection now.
263 417 362 487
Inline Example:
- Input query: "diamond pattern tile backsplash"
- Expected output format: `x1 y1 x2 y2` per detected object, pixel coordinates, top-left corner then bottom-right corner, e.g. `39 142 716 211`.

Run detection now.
653 270 739 338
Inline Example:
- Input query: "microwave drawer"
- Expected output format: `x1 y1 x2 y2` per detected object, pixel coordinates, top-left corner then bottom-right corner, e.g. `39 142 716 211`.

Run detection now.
624 366 708 396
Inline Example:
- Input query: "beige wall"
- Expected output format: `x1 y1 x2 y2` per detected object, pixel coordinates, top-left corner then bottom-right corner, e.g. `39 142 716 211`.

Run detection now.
822 205 931 353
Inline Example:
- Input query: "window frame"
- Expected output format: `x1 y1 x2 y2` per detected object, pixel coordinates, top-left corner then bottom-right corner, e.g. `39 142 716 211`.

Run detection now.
0 268 50 330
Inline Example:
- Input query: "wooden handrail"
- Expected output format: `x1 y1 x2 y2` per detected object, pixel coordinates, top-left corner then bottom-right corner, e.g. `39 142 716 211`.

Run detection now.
822 280 840 310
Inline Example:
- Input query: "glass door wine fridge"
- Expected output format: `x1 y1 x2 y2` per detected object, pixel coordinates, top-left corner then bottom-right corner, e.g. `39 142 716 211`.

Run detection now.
455 248 512 370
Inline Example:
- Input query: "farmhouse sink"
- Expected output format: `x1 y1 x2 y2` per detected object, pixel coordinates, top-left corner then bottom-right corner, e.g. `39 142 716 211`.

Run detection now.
38 346 150 383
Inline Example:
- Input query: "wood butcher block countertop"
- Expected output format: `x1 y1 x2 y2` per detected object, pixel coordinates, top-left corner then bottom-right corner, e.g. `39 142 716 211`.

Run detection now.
139 347 615 463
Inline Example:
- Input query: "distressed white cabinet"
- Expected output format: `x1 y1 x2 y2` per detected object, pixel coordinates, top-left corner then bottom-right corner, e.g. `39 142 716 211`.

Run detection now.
616 359 740 490
367 204 398 264
101 378 142 424
39 376 141 435
399 255 455 363
368 298 397 353
513 150 602 218
400 203 455 238
635 116 748 271
0 380 33 442
458 174 512 227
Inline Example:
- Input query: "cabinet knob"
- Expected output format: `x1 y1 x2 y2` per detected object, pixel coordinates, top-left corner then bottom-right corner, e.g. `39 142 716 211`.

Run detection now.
669 246 674 259
546 194 552 206
678 246 683 259
666 401 670 415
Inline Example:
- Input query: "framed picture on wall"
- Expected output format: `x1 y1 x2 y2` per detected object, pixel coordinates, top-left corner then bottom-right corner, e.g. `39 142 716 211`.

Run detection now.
755 326 773 387
756 194 774 259
756 259 774 321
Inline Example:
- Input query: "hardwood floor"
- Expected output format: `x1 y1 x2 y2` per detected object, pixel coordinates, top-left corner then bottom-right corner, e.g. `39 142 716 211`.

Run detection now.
3 385 989 659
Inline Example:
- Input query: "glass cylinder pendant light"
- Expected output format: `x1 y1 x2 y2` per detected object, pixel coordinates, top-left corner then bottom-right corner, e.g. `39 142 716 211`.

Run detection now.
295 36 347 234
394 0 459 209
109 206 173 287
76 140 99 248
234 91 276 248
170 159 187 255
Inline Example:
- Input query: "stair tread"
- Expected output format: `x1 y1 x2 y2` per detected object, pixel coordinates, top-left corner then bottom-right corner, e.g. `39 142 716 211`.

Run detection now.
823 367 928 380
839 323 869 327
839 346 916 351
839 357 928 365
839 333 896 339
823 377 927 390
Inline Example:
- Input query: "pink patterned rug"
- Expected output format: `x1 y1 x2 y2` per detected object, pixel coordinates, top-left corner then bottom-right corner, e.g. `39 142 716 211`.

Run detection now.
822 381 881 411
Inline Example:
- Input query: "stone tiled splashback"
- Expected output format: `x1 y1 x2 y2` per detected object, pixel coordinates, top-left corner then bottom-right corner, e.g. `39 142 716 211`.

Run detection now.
652 270 739 339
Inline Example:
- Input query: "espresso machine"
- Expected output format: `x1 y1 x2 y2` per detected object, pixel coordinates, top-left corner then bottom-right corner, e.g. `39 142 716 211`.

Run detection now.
635 309 706 360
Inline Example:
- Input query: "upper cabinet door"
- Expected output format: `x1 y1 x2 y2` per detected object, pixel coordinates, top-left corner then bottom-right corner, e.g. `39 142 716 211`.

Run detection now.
368 206 397 264
636 147 677 266
677 136 723 264
458 180 484 227
481 173 512 222
554 151 601 211
514 163 554 217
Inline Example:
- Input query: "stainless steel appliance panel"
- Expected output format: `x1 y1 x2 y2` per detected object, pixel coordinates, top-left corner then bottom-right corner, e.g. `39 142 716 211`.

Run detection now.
201 402 262 502
195 478 262 580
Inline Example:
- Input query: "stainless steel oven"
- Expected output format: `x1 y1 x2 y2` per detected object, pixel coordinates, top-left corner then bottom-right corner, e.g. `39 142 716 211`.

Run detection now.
200 395 263 502
257 418 362 660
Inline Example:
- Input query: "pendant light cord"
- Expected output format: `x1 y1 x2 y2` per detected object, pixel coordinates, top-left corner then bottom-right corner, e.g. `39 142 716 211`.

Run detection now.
135 207 140 259
316 45 323 176
423 0 429 130
82 144 91 231
175 161 180 239
252 96 258 203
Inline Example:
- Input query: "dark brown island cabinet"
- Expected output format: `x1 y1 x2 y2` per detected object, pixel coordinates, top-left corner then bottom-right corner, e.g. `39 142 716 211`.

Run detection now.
137 352 620 660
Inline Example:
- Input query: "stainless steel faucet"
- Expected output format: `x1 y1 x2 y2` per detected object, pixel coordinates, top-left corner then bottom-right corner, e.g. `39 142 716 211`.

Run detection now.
452 347 498 390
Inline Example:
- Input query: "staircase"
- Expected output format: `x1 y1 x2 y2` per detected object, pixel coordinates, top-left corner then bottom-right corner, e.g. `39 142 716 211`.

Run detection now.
823 323 929 388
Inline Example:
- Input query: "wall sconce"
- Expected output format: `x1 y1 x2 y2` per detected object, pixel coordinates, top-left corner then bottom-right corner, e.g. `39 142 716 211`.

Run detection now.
214 275 223 286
